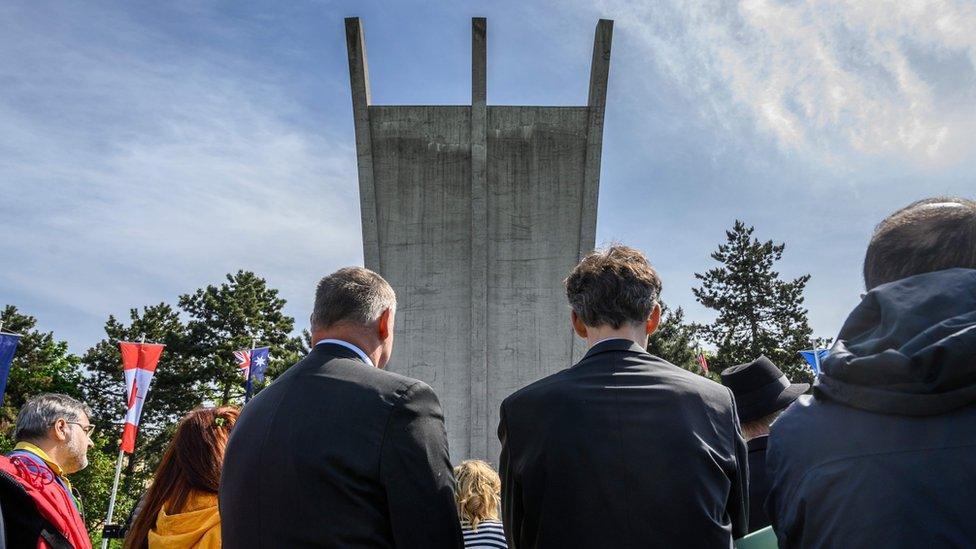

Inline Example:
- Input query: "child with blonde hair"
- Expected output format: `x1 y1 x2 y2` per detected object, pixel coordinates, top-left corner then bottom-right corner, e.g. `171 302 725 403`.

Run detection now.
454 460 507 548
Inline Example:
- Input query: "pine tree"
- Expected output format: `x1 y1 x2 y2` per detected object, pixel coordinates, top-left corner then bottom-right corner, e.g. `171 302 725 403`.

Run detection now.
646 303 699 372
0 306 129 531
0 305 83 426
178 270 305 404
693 220 816 384
77 273 307 530
79 303 196 529
81 304 195 434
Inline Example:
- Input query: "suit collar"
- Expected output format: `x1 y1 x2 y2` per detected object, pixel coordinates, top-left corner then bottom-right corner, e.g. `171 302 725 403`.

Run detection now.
581 338 649 361
314 338 374 366
747 435 769 453
312 341 371 365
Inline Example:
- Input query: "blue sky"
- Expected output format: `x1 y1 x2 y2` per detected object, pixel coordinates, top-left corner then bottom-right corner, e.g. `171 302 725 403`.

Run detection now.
2 0 974 354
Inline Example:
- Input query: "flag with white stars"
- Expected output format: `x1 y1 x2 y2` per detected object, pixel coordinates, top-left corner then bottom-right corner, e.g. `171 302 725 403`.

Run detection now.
249 347 270 382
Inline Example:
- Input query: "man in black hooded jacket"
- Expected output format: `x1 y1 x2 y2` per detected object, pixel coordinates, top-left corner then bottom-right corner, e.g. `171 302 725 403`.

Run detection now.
766 197 976 548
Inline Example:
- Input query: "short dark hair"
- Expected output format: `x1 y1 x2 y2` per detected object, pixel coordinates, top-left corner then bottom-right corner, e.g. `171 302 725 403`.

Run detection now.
565 245 662 329
864 197 976 289
311 267 397 329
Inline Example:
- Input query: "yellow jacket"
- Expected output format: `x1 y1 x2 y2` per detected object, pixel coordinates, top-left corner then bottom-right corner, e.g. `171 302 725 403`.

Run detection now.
148 491 221 549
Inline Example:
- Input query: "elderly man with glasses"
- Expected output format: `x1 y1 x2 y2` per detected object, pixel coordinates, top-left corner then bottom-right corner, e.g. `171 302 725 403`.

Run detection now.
1 392 94 548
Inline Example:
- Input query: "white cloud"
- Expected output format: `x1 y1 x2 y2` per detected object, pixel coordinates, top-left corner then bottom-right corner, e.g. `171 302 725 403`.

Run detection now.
0 3 362 345
592 0 976 165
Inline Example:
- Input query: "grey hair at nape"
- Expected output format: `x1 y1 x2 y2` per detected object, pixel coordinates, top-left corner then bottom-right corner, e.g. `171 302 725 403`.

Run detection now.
14 393 92 442
311 267 397 329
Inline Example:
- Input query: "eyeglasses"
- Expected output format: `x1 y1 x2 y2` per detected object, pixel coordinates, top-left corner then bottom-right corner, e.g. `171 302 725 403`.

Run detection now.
66 422 97 438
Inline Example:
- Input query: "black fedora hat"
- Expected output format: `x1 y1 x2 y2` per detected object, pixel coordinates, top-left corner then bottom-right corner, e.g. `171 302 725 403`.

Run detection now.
720 356 809 423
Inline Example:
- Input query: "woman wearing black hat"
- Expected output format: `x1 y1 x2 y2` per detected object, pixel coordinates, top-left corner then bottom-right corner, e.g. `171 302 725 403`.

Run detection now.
720 356 809 533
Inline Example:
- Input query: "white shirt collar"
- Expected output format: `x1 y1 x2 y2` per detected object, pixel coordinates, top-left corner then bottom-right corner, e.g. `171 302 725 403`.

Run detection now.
315 339 374 367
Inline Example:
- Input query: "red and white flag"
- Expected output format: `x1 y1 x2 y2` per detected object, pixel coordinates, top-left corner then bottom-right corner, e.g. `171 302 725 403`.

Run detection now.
697 352 710 375
119 342 165 454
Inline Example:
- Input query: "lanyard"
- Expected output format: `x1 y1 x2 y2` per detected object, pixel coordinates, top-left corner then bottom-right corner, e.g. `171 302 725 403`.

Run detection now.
9 449 81 511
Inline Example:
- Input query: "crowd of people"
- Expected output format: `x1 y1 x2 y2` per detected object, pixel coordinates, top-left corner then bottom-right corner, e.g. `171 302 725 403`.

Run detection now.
1 195 975 548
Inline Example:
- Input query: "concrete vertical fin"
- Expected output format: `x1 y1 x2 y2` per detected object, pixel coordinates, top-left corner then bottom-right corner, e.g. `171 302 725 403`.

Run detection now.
579 19 612 261
345 17 381 270
469 17 489 459
346 17 610 461
573 19 613 361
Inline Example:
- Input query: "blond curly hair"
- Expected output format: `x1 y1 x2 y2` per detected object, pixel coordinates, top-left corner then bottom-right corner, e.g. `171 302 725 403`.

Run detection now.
454 459 501 530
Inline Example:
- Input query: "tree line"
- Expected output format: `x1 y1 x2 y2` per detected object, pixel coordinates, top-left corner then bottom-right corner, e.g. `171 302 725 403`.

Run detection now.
0 219 824 534
0 271 307 536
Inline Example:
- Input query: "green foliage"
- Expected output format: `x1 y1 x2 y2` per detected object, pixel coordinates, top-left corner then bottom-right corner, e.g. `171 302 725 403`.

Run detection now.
693 220 817 384
80 303 199 528
0 305 83 427
179 270 305 403
647 303 721 382
647 303 698 370
2 271 307 538
0 430 12 453
74 271 305 530
71 434 133 531
82 304 197 436
0 306 137 531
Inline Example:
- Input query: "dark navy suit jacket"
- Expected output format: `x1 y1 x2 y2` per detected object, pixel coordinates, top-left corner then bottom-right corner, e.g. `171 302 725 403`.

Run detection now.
498 339 749 549
220 343 462 548
746 436 771 532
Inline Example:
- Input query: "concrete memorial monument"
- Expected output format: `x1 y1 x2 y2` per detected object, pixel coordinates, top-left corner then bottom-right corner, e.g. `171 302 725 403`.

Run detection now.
345 17 612 461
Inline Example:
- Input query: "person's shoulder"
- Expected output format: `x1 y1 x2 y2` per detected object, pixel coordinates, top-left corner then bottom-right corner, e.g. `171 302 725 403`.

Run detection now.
765 395 842 497
332 361 443 411
772 394 833 436
501 365 578 411
0 454 24 480
767 394 838 464
643 354 734 403
300 347 427 395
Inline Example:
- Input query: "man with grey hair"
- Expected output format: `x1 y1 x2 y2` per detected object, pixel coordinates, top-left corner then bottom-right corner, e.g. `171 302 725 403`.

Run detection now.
0 393 94 548
498 246 748 548
220 267 462 548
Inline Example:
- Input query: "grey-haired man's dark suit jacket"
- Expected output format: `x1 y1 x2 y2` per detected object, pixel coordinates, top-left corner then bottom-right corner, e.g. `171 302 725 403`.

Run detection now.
219 342 462 548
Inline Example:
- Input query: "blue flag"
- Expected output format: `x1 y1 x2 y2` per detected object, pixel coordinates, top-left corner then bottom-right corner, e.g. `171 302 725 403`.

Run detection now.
799 349 829 375
249 347 270 382
0 333 22 408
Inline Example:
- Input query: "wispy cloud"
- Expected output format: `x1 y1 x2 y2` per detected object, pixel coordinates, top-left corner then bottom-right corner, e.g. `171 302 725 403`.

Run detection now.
0 3 362 345
3 0 973 352
592 0 976 165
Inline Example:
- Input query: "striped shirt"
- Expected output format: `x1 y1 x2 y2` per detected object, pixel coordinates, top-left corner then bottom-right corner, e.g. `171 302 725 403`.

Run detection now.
462 519 508 549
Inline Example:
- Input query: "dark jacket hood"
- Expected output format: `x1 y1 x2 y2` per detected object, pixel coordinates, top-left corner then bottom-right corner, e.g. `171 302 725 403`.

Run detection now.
816 268 976 416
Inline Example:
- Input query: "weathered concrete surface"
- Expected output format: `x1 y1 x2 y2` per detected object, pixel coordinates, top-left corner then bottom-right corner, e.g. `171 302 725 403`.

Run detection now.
345 17 612 462
483 106 591 460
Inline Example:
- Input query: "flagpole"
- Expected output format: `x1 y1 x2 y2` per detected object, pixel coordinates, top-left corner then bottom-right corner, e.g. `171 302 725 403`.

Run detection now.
101 333 144 549
100 450 126 549
812 339 822 377
244 336 257 403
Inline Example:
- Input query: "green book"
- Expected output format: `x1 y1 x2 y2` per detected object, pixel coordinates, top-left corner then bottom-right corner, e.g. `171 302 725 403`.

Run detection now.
734 526 777 549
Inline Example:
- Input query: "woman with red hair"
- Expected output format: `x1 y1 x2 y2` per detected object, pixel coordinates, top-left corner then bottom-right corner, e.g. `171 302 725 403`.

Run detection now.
124 406 238 549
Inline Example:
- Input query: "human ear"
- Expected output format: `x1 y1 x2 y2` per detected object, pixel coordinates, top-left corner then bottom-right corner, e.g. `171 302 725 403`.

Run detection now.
377 308 393 340
53 418 69 442
645 303 662 337
571 310 588 338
